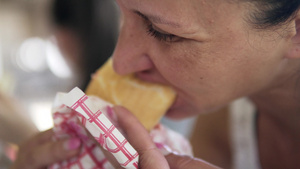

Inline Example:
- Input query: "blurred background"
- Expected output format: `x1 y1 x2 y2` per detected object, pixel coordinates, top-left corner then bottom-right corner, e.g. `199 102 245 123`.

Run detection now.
0 0 196 167
0 0 119 131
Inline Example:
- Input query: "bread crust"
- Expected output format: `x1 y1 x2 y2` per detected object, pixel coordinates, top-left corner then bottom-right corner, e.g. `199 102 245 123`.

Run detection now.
85 59 176 130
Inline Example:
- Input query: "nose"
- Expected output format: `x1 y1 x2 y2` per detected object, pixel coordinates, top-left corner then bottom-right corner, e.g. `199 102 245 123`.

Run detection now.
111 20 154 75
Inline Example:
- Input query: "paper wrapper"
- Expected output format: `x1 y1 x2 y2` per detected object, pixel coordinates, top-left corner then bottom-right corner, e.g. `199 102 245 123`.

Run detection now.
50 87 192 169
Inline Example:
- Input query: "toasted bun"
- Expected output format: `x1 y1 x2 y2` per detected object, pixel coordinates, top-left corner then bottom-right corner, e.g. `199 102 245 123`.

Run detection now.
85 58 176 130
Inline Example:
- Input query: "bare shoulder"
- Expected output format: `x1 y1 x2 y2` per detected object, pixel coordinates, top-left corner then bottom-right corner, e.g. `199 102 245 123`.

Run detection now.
190 107 232 168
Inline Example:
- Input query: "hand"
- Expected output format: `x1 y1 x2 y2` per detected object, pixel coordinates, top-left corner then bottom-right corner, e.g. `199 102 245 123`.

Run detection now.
10 129 81 169
112 106 221 169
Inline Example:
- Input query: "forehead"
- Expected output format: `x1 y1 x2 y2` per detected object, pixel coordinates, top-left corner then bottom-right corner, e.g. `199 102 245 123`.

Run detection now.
118 0 204 26
117 0 245 30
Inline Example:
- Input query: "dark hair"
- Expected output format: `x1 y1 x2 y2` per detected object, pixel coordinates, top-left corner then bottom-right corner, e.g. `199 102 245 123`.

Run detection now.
248 0 300 29
51 0 119 89
52 0 93 34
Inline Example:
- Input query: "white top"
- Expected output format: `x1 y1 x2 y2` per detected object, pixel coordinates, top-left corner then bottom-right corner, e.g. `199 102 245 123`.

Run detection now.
229 98 261 169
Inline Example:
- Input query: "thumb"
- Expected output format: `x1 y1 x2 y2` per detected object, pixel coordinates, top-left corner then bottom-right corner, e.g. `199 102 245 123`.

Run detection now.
113 106 169 169
165 153 221 169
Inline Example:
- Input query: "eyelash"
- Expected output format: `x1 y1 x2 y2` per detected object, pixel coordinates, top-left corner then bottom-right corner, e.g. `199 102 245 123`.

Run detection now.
146 23 177 42
135 12 179 42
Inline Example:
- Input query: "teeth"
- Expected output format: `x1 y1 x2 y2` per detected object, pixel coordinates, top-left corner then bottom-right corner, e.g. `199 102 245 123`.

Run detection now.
85 58 176 131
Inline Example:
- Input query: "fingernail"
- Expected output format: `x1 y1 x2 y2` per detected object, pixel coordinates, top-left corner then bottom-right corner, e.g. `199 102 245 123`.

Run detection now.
69 122 88 139
113 106 129 117
106 106 118 126
64 138 81 150
155 142 172 156
69 121 81 131
112 106 123 118
112 106 120 113
106 106 114 117
107 106 117 120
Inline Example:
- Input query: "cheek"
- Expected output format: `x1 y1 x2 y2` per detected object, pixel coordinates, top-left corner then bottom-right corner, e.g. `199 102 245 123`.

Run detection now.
151 41 212 95
155 45 199 83
153 43 246 99
149 29 285 114
150 42 234 114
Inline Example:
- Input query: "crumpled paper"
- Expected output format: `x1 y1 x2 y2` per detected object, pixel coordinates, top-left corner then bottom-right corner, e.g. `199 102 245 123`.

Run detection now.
50 87 192 169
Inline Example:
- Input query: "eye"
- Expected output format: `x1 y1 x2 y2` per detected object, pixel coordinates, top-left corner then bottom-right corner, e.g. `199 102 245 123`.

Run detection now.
147 23 179 42
135 11 181 42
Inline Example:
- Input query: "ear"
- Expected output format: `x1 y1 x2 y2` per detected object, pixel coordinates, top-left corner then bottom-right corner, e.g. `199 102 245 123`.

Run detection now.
286 12 300 59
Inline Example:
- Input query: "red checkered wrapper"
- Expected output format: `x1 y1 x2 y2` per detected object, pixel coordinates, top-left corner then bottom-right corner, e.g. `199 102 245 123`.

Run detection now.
50 87 138 169
49 87 193 169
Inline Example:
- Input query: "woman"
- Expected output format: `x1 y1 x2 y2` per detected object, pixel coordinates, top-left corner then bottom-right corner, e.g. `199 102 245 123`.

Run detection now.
12 0 300 168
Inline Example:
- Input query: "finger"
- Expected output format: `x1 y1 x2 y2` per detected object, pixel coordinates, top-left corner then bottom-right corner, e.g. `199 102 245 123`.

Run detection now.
165 153 221 169
17 129 54 156
24 129 54 147
22 137 81 169
113 106 169 169
113 106 154 151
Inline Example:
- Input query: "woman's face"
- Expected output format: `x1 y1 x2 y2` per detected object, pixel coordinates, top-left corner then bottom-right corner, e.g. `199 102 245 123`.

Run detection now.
112 0 294 119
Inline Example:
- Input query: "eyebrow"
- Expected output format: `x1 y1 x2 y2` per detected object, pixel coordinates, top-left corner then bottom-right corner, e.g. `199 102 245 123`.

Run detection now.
134 11 182 28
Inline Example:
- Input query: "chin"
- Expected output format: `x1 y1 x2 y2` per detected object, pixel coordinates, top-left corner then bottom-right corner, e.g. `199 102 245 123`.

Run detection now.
165 100 224 120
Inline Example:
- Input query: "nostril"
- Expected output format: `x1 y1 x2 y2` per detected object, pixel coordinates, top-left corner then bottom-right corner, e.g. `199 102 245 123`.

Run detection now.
135 69 159 83
134 70 152 79
141 70 152 74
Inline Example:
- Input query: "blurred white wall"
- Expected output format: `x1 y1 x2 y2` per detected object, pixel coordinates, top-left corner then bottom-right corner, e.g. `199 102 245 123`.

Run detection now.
0 0 79 131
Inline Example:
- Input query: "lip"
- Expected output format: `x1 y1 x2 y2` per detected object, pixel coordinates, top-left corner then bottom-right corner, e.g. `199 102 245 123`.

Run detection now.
135 72 153 83
165 96 181 114
169 96 180 109
165 98 184 119
135 71 169 85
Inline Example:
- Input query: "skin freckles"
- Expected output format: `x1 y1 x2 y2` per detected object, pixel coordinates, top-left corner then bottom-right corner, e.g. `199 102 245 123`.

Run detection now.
113 0 295 119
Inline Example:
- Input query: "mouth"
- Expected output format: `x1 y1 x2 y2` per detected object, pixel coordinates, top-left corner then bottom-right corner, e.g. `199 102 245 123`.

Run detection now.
170 96 181 108
165 96 182 115
134 71 183 116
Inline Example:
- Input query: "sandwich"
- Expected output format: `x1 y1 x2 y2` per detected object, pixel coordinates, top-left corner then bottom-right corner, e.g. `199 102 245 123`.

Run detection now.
85 58 176 130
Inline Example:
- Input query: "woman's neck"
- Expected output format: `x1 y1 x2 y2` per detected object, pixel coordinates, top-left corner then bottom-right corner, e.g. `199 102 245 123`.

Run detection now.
249 73 300 168
250 72 300 138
